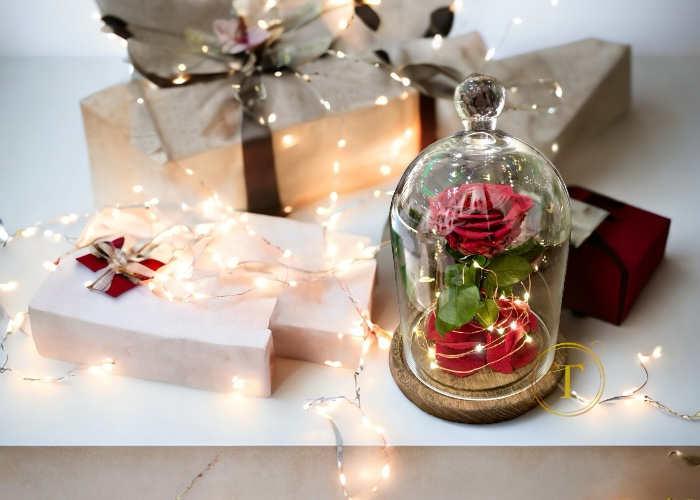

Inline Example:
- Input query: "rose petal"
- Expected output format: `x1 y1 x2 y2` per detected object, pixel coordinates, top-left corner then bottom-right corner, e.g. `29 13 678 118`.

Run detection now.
434 342 486 376
512 193 535 212
511 337 538 368
452 238 502 257
486 330 518 373
528 312 539 332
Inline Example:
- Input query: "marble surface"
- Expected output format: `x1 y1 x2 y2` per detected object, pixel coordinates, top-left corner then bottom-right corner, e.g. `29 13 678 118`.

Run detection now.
2 446 699 499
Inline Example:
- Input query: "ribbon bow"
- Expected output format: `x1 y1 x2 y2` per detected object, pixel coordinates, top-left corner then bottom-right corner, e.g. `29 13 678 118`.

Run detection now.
77 237 165 297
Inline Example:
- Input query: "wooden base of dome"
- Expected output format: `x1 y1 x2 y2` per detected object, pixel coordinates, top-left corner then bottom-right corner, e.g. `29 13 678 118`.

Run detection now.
389 331 567 424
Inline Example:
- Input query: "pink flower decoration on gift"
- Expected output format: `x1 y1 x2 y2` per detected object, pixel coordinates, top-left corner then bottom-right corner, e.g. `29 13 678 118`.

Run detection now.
430 183 535 257
213 17 270 54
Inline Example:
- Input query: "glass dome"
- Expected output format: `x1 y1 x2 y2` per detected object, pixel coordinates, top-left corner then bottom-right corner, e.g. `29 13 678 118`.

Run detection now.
390 74 570 401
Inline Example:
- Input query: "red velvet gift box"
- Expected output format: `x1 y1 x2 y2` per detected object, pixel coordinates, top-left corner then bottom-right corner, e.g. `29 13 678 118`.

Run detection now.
563 186 671 324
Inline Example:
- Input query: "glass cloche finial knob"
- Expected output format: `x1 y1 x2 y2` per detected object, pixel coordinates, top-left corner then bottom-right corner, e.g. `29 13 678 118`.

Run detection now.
454 73 506 132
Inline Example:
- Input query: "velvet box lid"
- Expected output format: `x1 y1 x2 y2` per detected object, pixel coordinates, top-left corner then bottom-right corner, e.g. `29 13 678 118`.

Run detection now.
563 186 671 324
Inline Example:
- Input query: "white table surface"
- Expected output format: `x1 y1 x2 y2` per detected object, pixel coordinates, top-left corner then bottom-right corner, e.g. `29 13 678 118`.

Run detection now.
0 55 699 449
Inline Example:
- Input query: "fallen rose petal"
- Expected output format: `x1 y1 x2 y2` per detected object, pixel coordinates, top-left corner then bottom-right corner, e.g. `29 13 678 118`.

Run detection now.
511 337 538 369
435 342 486 376
486 330 518 373
426 297 539 376
426 312 484 342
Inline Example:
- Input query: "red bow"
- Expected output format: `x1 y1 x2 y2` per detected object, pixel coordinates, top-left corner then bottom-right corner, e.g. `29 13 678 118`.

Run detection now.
77 237 165 297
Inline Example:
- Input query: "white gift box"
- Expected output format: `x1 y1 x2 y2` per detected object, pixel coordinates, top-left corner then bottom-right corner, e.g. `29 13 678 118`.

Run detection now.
271 258 375 368
29 248 277 396
204 212 377 368
29 207 376 395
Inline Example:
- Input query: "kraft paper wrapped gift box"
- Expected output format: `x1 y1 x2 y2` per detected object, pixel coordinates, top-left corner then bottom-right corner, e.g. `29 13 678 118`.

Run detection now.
84 0 493 214
82 54 421 214
29 243 278 396
435 38 631 161
563 186 671 325
84 0 504 213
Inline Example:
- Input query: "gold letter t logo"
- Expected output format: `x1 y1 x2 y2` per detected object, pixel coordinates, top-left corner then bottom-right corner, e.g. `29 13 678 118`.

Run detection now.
560 364 584 398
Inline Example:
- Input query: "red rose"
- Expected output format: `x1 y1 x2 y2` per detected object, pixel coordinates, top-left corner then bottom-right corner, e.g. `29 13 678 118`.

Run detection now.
429 183 535 257
426 298 538 377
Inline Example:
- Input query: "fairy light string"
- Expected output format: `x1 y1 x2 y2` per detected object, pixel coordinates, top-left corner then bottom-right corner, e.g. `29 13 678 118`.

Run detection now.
4 225 698 424
300 215 391 498
0 212 101 383
97 1 563 225
416 265 537 377
0 306 81 383
483 16 523 63
2 188 698 500
0 196 393 497
562 345 700 420
1 182 696 495
0 2 638 497
0 196 392 497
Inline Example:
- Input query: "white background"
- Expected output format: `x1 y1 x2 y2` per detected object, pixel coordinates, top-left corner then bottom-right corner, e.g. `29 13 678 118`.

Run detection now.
0 0 699 58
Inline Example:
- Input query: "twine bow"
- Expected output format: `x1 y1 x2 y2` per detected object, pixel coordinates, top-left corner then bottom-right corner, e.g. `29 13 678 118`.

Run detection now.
77 237 165 297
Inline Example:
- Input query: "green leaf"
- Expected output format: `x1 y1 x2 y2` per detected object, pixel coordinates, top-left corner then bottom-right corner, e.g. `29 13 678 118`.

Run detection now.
444 243 471 263
464 264 476 285
444 263 475 287
434 314 453 337
507 238 544 263
482 274 496 297
481 253 533 296
435 284 480 335
485 253 534 288
476 298 499 328
444 264 464 287
482 279 513 298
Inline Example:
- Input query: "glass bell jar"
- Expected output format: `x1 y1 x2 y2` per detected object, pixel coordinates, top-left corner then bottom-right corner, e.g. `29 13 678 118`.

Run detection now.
390 74 570 403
